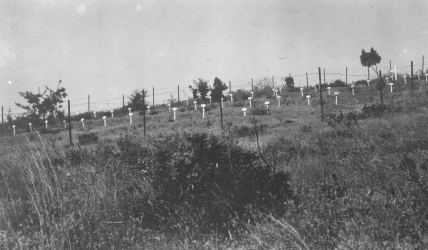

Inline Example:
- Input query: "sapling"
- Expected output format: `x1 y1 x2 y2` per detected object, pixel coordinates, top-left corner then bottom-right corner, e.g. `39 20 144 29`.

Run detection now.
193 100 197 110
172 107 177 120
102 116 107 127
201 104 206 119
327 86 331 95
29 123 32 132
306 94 311 105
81 118 85 128
276 95 281 106
334 91 339 105
12 125 15 135
129 113 133 124
242 107 247 116
248 97 252 107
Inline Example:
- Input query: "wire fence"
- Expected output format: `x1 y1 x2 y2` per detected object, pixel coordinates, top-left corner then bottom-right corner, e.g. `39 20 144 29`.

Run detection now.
2 59 428 119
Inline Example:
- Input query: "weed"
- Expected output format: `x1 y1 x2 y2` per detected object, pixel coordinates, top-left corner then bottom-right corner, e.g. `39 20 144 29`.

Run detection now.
78 132 99 145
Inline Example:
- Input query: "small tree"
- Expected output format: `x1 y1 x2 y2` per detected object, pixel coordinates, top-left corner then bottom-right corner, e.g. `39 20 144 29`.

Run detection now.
16 80 67 126
285 76 295 91
191 78 210 100
128 89 148 111
360 47 382 77
211 77 228 102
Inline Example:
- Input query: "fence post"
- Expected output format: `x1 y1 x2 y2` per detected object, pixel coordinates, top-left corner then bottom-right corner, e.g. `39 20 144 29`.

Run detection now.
68 100 72 146
319 67 324 121
220 98 223 130
411 61 414 101
143 89 146 136
306 72 308 89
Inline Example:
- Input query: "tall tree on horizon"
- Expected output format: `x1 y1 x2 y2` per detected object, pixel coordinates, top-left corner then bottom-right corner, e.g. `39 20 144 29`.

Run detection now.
360 47 382 77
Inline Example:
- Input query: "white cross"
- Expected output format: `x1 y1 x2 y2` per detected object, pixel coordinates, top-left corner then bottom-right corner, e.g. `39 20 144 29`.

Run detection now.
390 64 401 82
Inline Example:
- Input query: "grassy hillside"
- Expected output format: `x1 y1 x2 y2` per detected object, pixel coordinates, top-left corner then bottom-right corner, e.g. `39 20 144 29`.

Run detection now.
1 79 428 249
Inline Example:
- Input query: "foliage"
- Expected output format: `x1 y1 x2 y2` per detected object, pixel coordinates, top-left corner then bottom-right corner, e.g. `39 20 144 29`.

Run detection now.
354 80 368 86
251 106 269 116
128 89 148 111
15 80 67 125
210 77 228 102
360 47 381 76
190 78 210 100
253 76 275 98
116 133 296 236
78 132 99 145
330 79 346 87
285 76 295 91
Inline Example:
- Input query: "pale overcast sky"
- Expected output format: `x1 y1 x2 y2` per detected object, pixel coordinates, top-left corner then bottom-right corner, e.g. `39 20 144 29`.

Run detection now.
1 0 428 114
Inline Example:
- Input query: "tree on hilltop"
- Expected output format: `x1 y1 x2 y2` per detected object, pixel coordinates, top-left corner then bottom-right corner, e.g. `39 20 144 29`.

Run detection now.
210 77 228 102
15 80 67 126
189 78 210 100
360 47 382 77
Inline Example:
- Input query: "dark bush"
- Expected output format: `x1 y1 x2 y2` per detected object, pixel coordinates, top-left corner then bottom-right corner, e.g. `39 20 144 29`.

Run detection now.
355 79 368 86
361 103 389 118
231 89 251 101
114 133 296 237
78 132 99 145
330 79 346 87
251 106 268 116
233 124 267 137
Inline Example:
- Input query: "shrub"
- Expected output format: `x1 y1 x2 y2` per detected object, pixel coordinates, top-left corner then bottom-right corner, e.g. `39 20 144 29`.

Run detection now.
231 89 251 101
361 103 389 118
330 79 346 87
78 132 99 145
251 106 268 116
233 124 267 137
355 79 367 86
114 133 296 236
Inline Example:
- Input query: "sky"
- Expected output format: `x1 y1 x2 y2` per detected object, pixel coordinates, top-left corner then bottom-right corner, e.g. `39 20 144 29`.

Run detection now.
1 0 428 114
